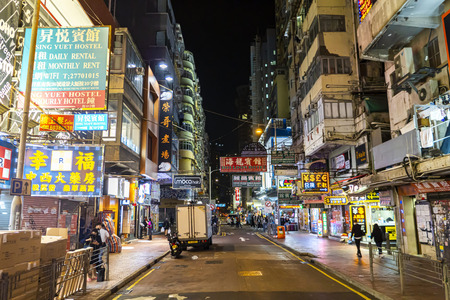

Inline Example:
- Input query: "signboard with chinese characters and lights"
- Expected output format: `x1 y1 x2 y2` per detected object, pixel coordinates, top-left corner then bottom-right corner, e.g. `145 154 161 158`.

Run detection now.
232 174 262 187
158 89 173 172
23 146 104 196
271 150 295 164
74 114 108 131
359 0 373 23
301 172 329 194
220 157 267 173
324 196 348 205
350 205 366 234
18 27 110 110
355 143 367 166
39 115 74 132
365 191 380 202
0 0 20 107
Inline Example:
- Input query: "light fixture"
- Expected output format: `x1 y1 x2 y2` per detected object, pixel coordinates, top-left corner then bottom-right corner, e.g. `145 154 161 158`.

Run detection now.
159 62 168 69
165 76 173 82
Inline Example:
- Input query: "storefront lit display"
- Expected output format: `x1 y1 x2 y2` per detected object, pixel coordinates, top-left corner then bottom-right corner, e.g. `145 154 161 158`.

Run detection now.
350 205 366 234
24 146 104 196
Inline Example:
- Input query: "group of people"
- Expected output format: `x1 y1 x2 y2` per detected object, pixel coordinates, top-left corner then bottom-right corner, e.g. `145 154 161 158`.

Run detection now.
248 214 267 230
350 223 386 257
141 217 153 239
85 223 110 281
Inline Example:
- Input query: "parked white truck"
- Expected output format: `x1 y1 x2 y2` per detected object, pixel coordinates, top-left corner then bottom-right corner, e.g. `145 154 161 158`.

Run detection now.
176 204 212 249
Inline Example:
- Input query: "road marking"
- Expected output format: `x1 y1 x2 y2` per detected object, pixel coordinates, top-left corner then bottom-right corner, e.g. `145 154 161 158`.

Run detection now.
112 269 156 300
239 271 263 276
256 233 371 300
239 237 246 242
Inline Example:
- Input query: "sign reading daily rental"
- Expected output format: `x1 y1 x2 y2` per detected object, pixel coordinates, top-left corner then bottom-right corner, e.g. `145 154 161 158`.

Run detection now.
18 27 110 110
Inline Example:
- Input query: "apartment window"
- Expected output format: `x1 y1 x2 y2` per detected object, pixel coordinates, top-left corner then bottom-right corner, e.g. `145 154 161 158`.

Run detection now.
147 130 156 162
102 100 118 141
428 38 441 68
324 101 353 119
322 57 351 75
121 104 141 154
320 15 346 32
180 141 194 152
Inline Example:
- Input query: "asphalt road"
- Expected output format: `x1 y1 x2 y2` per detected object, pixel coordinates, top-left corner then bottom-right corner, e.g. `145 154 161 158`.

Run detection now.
109 227 373 300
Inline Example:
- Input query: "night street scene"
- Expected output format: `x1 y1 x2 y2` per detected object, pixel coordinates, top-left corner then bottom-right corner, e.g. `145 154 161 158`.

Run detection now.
2 0 450 299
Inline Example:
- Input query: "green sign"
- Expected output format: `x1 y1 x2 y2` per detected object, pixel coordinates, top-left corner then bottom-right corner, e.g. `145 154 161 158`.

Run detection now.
271 151 295 164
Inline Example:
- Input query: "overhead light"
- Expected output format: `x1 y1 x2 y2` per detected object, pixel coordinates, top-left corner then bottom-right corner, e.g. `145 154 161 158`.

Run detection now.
165 76 173 82
159 62 168 69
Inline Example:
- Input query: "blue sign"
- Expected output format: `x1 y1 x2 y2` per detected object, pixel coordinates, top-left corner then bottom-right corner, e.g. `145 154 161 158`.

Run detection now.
19 26 110 110
10 178 31 196
74 114 108 131
24 146 104 197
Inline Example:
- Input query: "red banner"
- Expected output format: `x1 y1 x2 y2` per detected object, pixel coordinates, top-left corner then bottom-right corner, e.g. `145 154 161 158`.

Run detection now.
412 181 450 193
39 114 74 132
18 90 106 110
220 156 267 173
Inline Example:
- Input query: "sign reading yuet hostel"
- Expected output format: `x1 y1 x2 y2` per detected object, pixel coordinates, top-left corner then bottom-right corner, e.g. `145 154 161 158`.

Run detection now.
19 27 110 110
220 157 267 173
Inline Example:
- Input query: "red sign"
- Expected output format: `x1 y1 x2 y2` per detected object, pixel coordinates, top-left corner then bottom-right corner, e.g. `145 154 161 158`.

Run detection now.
412 181 450 193
303 199 324 204
220 157 267 173
0 146 12 180
210 204 215 211
39 114 74 132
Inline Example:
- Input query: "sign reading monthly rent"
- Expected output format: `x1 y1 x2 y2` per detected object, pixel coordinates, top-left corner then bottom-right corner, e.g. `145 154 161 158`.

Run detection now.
18 26 110 110
301 172 329 193
24 146 104 196
158 89 173 172
0 0 20 107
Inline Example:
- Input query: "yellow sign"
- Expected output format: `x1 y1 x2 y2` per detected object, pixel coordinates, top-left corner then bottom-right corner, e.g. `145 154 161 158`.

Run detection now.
324 196 348 205
301 172 329 194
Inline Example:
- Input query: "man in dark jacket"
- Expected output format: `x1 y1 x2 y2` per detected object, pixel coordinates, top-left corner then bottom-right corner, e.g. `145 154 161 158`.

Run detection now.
351 223 364 257
371 224 384 255
163 218 170 236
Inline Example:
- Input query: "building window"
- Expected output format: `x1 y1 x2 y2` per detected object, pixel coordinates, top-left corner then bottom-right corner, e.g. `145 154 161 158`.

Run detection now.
324 101 353 119
121 104 141 154
319 15 346 32
428 38 441 69
147 130 156 162
180 141 194 152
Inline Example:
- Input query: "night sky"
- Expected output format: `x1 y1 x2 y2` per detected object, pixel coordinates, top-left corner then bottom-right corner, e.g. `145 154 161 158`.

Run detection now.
171 0 275 153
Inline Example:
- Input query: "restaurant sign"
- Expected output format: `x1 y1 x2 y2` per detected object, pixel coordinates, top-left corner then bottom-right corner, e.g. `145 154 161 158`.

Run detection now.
220 157 267 173
24 145 104 196
19 26 110 110
301 172 329 194
232 174 262 187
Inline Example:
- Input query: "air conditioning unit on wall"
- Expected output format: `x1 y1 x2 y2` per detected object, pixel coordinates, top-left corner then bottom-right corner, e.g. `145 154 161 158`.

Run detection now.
394 47 415 79
417 79 439 103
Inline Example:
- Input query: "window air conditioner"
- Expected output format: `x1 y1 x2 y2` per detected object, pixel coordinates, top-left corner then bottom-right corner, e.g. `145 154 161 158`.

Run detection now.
394 48 415 79
417 79 439 103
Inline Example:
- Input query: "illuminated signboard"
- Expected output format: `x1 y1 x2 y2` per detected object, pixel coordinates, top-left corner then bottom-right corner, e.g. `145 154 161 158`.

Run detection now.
39 115 74 132
0 145 13 181
220 157 267 173
301 172 329 193
19 26 110 110
24 146 104 196
323 211 328 235
359 0 373 23
271 150 295 164
351 205 367 234
365 191 380 202
232 174 262 187
158 89 173 172
0 0 20 107
278 179 295 190
355 143 367 166
74 114 108 131
324 196 348 205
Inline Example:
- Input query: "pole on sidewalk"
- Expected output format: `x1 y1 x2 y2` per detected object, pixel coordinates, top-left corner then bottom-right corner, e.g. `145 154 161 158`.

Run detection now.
369 242 374 282
443 263 449 300
399 250 405 295
9 0 41 230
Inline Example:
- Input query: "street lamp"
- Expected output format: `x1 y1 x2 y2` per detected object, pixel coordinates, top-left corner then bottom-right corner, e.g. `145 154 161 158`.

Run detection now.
209 166 220 204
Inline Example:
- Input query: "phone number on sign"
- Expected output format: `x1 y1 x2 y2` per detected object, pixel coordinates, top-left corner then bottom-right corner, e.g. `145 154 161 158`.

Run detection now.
62 73 100 80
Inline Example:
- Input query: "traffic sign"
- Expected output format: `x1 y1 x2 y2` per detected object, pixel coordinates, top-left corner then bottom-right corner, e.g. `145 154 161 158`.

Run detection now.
210 204 215 211
265 201 272 207
10 178 32 196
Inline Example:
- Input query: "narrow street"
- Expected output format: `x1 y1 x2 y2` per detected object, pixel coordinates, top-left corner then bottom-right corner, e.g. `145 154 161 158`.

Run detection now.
109 227 371 300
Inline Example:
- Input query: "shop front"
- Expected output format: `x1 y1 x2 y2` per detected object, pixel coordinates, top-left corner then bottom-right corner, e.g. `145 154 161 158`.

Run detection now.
324 195 349 237
279 204 301 231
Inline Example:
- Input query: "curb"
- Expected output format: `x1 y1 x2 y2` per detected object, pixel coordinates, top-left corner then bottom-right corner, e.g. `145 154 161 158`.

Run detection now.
260 233 394 300
94 250 170 300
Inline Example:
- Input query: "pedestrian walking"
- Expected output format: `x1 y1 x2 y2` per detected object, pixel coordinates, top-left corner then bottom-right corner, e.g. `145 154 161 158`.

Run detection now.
163 218 170 236
96 223 110 247
350 223 364 257
147 218 153 240
371 223 384 255
236 216 241 228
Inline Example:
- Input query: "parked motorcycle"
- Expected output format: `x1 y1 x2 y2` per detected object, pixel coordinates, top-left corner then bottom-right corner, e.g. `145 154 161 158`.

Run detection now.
167 230 182 258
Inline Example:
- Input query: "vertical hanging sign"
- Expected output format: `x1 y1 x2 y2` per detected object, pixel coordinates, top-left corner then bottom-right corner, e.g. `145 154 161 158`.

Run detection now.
158 89 173 172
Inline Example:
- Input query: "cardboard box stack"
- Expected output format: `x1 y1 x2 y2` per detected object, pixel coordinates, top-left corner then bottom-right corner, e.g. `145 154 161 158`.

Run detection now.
0 230 42 300
40 236 67 264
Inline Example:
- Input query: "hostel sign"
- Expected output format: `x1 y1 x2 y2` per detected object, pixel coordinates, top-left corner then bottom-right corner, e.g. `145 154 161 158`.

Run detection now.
24 146 104 196
220 157 267 173
18 26 110 110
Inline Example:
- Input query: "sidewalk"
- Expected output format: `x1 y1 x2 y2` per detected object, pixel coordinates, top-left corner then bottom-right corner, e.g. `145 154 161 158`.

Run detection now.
263 230 445 300
73 235 169 300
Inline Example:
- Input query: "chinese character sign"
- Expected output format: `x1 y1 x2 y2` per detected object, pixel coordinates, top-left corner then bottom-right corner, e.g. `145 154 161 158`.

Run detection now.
231 174 262 187
24 146 104 196
301 172 329 193
0 145 13 181
220 157 267 173
350 205 366 234
18 27 110 110
0 0 20 107
74 113 108 131
158 90 173 172
39 114 74 132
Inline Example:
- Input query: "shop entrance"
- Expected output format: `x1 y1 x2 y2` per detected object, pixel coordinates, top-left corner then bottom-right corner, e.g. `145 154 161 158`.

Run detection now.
403 196 420 255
